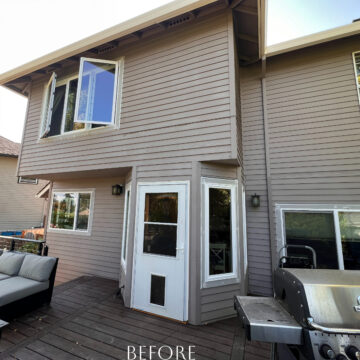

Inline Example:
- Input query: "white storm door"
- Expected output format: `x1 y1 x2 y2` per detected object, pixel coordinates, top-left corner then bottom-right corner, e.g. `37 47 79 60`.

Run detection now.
132 183 188 321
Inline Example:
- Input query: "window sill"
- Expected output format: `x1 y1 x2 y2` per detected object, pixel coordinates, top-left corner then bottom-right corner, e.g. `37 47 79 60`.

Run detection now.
202 273 240 289
47 228 91 236
38 125 117 143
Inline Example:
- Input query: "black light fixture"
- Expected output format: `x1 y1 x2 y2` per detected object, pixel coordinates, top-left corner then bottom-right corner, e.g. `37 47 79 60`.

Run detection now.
112 184 123 196
251 193 260 208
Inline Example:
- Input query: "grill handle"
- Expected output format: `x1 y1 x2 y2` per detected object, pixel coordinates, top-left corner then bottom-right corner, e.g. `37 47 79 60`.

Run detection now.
307 317 360 335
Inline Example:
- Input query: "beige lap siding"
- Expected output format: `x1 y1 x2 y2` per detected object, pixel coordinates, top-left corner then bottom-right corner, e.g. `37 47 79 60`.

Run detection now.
240 65 273 296
18 11 236 179
240 35 360 296
46 177 125 284
266 38 360 257
0 157 46 232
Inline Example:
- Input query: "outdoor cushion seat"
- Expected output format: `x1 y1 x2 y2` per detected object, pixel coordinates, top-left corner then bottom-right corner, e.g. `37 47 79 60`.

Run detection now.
0 252 25 276
0 273 10 281
0 277 49 307
19 254 56 282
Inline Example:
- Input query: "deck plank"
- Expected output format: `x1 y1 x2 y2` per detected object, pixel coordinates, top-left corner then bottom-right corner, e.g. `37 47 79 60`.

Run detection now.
0 276 252 360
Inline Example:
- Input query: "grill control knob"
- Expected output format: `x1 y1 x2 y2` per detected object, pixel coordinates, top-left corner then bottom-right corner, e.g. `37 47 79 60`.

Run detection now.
345 346 360 360
320 345 335 359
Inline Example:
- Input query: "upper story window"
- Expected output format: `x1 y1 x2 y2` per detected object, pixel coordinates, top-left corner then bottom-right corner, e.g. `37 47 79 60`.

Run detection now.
352 52 360 102
40 57 122 138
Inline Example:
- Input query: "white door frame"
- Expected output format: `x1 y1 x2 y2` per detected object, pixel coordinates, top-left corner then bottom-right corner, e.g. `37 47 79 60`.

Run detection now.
130 180 190 321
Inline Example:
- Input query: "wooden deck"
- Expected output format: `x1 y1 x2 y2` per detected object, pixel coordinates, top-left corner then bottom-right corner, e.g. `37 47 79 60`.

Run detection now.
0 276 267 360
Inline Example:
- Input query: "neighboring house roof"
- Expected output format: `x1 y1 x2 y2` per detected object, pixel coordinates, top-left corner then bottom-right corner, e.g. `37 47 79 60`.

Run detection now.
0 0 218 87
265 18 360 57
0 136 20 157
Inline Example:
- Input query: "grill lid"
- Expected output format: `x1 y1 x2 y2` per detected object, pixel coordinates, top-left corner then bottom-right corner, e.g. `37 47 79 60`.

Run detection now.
281 269 360 329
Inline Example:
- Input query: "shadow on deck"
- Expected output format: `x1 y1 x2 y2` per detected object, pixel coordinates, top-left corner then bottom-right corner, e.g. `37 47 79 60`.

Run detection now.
0 276 266 360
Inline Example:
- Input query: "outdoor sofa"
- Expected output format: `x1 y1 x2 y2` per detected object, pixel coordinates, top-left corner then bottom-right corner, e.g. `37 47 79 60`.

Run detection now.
0 251 58 320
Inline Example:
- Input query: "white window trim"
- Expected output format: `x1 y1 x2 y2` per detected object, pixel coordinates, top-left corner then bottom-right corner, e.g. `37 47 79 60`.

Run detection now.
121 182 131 272
39 57 124 140
74 57 119 125
201 177 240 288
241 184 248 276
47 189 95 236
352 51 360 104
276 203 360 270
39 72 57 138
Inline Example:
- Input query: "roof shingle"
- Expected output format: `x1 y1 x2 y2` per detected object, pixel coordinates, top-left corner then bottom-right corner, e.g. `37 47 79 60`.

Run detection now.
0 136 20 157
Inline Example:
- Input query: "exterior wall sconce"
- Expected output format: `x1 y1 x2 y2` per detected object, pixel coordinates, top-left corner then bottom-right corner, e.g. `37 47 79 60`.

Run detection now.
112 184 123 196
251 193 260 208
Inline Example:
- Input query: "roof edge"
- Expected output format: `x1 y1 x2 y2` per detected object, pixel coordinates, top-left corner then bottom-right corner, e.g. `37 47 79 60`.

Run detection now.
0 0 218 86
265 21 360 57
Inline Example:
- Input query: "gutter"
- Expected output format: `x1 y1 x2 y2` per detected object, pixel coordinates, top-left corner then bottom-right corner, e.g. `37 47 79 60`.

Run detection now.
265 18 360 57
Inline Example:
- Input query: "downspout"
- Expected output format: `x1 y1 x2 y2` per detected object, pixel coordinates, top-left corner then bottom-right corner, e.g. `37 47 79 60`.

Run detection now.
260 59 276 283
258 0 277 292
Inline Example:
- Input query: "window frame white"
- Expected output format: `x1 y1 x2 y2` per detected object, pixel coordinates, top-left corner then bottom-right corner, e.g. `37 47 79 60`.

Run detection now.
39 57 124 140
352 51 360 104
47 189 95 235
74 57 119 126
40 72 57 138
276 204 360 270
121 182 131 272
201 177 239 288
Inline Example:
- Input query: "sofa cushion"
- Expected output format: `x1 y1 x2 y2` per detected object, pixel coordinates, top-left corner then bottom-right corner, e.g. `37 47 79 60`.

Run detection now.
0 277 49 306
0 252 26 276
19 255 56 282
0 273 10 281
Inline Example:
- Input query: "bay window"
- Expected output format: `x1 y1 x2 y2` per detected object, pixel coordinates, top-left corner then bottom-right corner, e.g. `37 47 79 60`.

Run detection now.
279 205 360 270
40 57 122 138
202 178 239 287
49 191 94 233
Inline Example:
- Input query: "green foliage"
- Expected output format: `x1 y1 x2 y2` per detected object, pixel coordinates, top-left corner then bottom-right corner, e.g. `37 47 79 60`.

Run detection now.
285 212 335 240
18 242 40 254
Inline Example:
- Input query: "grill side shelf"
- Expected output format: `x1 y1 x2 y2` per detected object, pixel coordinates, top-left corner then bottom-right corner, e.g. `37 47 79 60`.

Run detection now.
234 296 303 345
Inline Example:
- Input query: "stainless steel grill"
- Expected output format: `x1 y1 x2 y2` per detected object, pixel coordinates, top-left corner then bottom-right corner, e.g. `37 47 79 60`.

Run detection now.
235 268 360 360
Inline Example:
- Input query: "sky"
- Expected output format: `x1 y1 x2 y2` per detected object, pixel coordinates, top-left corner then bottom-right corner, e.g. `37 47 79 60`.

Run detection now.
1 0 360 143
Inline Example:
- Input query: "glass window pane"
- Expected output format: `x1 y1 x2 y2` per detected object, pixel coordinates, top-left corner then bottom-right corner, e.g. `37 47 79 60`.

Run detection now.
64 78 85 132
48 85 66 137
143 224 177 257
209 188 232 275
76 193 91 230
150 275 165 306
285 212 338 269
122 190 130 261
77 60 116 124
144 193 178 223
50 193 76 230
339 212 360 270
